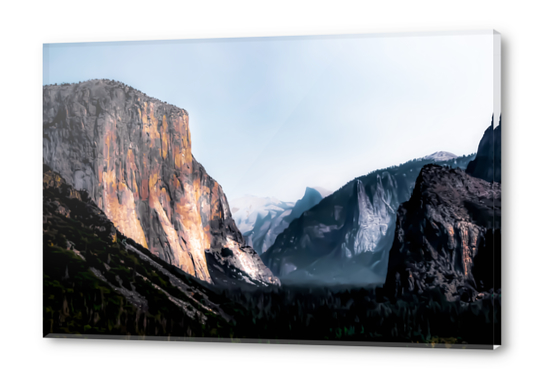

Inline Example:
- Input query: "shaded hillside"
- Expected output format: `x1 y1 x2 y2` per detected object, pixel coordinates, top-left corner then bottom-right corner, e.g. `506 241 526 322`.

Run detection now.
384 164 501 303
43 165 242 337
262 154 475 286
43 80 277 285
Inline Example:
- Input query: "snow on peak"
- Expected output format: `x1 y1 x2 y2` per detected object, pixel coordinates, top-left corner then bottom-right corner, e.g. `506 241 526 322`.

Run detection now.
423 151 458 162
230 196 293 235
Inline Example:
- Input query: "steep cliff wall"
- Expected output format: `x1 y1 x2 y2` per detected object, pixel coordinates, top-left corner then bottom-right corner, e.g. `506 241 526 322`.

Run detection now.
43 79 277 285
384 165 501 301
466 116 501 183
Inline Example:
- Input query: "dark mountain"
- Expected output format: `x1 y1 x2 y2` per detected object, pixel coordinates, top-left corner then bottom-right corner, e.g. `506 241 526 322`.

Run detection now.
384 164 501 302
261 154 475 285
466 116 501 183
285 187 326 223
43 79 278 286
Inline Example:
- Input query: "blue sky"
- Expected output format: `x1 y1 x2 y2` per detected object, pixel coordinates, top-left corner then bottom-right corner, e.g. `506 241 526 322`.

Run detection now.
44 31 497 202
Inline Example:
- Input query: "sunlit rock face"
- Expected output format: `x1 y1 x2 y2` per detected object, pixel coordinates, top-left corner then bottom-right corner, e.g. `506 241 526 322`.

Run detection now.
43 79 277 285
384 164 501 301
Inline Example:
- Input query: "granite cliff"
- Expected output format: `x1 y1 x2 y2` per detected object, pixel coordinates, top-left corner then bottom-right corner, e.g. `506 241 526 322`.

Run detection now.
43 79 278 286
384 164 501 301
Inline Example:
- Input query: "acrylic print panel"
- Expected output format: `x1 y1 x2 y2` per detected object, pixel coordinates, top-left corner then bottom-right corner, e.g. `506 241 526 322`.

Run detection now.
43 30 501 349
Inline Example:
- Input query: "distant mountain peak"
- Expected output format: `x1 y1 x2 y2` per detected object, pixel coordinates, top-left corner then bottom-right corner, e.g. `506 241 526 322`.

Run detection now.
230 188 330 255
310 186 332 198
301 187 323 200
423 151 458 161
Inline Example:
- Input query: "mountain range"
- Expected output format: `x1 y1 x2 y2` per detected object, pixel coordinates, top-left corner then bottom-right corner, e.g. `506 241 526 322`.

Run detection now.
261 153 475 286
43 79 500 346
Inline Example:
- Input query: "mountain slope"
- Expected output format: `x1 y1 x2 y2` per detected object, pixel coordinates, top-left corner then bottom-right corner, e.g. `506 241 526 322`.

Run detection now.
384 164 501 302
43 79 277 285
262 154 474 285
43 165 238 337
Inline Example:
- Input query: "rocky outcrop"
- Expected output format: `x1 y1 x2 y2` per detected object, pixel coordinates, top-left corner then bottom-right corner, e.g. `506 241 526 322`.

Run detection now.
466 116 501 183
262 154 475 285
384 164 501 301
43 79 278 285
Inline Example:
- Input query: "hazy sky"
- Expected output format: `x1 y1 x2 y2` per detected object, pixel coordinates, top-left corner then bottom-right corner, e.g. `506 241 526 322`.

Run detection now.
44 31 498 202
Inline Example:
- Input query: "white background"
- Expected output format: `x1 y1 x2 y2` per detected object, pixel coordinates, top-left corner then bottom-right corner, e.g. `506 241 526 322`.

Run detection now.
0 0 540 378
